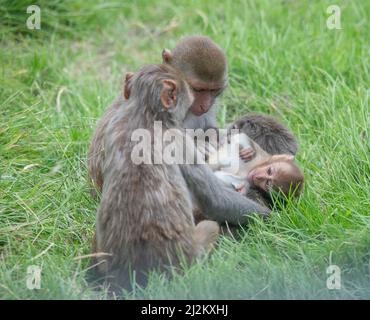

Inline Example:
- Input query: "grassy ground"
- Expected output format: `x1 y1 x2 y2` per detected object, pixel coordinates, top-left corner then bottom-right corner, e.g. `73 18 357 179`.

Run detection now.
0 0 369 299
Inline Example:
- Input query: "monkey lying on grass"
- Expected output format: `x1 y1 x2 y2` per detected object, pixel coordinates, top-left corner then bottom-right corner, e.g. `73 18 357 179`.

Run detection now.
191 133 304 230
208 133 304 199
188 136 303 239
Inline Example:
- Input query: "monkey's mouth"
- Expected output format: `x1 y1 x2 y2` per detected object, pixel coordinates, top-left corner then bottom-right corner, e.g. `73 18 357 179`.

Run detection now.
191 104 210 116
247 171 255 184
191 109 207 116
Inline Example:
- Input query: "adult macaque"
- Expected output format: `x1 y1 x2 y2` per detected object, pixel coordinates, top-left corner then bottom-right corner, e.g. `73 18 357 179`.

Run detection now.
162 35 227 131
208 133 304 198
94 64 220 291
93 64 277 291
88 72 134 195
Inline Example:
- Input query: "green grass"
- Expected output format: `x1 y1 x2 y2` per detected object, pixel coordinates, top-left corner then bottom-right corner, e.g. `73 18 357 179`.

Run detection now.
0 0 369 299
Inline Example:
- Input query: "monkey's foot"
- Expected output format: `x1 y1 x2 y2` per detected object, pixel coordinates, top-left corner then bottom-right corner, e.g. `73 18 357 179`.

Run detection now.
194 220 220 254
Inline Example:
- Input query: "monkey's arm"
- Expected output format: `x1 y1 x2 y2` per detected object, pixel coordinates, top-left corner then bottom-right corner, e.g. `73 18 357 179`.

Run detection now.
88 98 124 196
180 164 270 225
208 133 261 172
208 133 251 170
233 133 253 149
207 146 233 171
213 171 246 190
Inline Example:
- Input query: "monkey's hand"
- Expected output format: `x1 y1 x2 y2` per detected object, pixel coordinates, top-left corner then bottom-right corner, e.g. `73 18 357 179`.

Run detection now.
232 182 247 196
239 147 256 162
180 164 271 225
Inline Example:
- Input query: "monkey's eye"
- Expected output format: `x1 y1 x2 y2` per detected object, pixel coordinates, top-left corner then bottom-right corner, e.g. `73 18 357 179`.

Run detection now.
267 167 273 176
192 87 203 93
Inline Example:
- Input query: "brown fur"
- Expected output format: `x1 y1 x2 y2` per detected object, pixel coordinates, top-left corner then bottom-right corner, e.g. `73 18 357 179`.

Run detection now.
92 64 219 292
88 98 122 195
230 113 299 155
166 35 228 87
162 36 227 130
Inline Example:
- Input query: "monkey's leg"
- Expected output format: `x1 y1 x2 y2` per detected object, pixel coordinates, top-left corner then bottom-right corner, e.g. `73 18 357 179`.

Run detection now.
213 171 245 189
194 220 220 255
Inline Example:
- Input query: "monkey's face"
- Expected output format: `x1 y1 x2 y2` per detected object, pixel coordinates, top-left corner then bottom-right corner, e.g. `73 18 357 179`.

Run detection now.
247 155 303 195
162 37 228 116
189 86 224 116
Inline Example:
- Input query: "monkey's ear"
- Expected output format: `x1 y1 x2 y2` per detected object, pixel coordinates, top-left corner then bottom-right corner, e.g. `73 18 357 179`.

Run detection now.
162 49 173 63
160 79 177 109
125 72 134 82
123 72 134 100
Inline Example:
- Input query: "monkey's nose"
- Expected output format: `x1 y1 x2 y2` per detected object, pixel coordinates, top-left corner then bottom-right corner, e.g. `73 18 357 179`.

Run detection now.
201 104 211 113
254 175 264 183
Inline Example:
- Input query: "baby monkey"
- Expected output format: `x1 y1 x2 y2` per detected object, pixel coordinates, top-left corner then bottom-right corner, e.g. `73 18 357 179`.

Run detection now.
208 133 304 199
